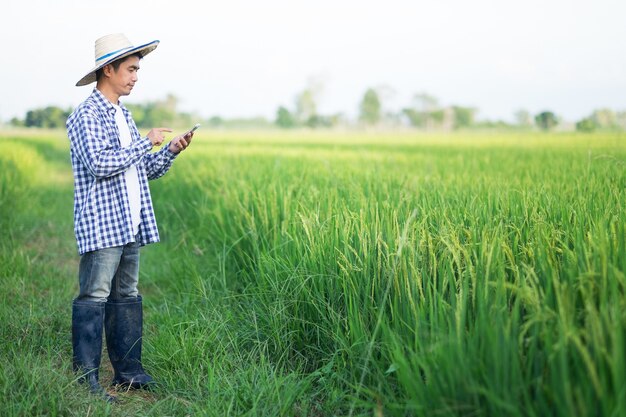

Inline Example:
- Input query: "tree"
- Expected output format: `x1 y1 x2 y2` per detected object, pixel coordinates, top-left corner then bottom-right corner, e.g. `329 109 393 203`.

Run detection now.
125 104 145 126
576 118 597 133
535 111 558 131
9 117 23 127
24 106 71 128
452 106 475 129
295 89 317 123
24 110 44 127
413 93 438 113
126 94 179 128
328 113 346 128
275 106 296 128
402 108 424 127
429 109 445 125
616 112 626 130
208 116 223 127
294 75 326 124
359 88 381 125
591 108 617 129
411 92 440 129
305 115 333 128
514 109 532 127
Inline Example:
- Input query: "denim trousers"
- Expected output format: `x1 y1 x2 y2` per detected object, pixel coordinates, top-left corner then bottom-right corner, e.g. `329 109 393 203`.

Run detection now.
77 239 140 302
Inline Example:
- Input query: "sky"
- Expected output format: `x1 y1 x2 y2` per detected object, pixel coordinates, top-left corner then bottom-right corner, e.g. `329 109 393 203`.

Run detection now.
1 0 625 123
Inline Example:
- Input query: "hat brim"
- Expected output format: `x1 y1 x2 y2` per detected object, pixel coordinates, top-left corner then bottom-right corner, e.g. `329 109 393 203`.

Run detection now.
76 40 159 87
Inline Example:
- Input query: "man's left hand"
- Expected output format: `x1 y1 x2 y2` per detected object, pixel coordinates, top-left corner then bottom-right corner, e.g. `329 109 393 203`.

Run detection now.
169 131 194 154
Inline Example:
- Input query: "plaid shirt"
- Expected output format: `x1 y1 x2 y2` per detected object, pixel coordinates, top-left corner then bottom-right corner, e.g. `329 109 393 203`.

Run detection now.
67 88 178 255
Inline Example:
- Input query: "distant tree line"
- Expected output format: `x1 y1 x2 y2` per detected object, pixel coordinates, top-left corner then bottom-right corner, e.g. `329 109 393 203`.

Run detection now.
7 89 626 133
574 109 626 132
8 94 197 130
275 77 345 129
273 86 626 132
9 106 73 129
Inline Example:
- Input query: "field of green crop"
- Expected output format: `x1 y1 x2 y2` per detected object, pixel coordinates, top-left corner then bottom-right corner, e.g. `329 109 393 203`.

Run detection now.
0 129 624 416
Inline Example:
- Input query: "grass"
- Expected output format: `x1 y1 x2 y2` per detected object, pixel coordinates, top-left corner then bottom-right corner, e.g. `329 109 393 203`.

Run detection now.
0 129 624 416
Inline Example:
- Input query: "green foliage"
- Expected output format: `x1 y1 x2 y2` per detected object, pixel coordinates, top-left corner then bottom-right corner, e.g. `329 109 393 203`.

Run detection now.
413 92 438 112
576 117 598 132
402 108 424 127
9 117 23 127
305 114 334 128
208 116 224 127
275 107 341 130
124 93 198 129
452 105 475 129
591 108 617 129
576 109 626 133
535 110 559 130
403 93 476 130
295 89 317 122
275 106 297 128
474 119 515 129
24 106 71 128
359 88 381 125
152 131 626 416
429 109 445 123
275 80 339 129
514 109 533 127
1 131 625 416
126 96 177 128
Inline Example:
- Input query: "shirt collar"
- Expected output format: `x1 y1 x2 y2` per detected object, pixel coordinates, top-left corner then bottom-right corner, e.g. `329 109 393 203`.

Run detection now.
92 88 129 116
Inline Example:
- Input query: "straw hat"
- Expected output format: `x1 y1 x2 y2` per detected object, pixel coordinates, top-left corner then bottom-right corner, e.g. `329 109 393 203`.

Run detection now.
76 33 159 86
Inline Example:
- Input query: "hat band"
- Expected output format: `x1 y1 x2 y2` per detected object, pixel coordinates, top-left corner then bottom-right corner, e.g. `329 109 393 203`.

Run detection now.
96 46 134 63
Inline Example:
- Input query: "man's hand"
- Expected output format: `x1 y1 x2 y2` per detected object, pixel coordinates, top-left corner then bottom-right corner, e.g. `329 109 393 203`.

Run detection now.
147 127 173 147
169 130 194 154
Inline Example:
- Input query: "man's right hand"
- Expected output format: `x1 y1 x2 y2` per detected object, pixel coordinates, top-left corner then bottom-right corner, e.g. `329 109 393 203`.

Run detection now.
146 127 173 147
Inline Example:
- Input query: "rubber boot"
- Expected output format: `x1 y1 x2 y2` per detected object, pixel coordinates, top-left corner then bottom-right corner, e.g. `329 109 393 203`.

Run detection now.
105 296 155 389
72 299 116 402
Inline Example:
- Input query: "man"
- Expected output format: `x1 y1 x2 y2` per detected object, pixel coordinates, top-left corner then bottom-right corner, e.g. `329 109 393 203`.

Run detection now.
67 33 193 401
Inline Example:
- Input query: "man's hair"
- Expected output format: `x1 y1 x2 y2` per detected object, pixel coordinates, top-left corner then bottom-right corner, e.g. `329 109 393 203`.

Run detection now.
95 52 143 82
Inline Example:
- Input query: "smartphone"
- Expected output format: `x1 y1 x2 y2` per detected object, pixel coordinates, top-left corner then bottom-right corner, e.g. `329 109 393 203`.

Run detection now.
184 123 201 136
182 123 200 137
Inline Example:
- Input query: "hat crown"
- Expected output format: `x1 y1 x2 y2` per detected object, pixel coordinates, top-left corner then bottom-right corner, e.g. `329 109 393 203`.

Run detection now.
94 33 134 64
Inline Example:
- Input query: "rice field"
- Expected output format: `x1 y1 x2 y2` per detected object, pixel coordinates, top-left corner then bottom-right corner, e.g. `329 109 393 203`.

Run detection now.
0 129 624 416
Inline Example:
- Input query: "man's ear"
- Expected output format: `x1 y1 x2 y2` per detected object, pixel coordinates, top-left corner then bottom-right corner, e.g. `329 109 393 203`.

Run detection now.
102 64 113 78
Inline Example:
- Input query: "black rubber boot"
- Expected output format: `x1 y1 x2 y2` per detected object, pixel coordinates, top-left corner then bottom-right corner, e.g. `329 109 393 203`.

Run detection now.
105 296 155 389
72 299 116 402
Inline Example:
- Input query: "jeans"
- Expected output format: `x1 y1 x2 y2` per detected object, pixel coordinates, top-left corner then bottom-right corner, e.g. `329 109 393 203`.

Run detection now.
77 239 140 302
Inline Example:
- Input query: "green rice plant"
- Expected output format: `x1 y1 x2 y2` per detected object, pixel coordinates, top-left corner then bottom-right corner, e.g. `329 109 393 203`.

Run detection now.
1 130 624 416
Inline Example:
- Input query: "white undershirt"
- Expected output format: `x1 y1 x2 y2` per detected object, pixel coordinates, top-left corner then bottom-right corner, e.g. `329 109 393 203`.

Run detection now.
113 104 141 237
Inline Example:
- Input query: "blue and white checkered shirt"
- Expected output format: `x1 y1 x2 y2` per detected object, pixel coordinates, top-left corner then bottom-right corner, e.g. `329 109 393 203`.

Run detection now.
67 88 178 255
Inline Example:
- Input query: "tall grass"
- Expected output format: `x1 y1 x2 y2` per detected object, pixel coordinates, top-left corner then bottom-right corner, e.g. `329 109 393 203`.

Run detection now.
1 130 624 416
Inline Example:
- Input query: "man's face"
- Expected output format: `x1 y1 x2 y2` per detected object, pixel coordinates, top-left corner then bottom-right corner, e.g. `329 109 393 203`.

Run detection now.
104 55 140 97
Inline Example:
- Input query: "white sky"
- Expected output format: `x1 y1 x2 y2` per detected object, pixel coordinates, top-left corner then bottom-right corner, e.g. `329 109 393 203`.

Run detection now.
1 0 625 122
